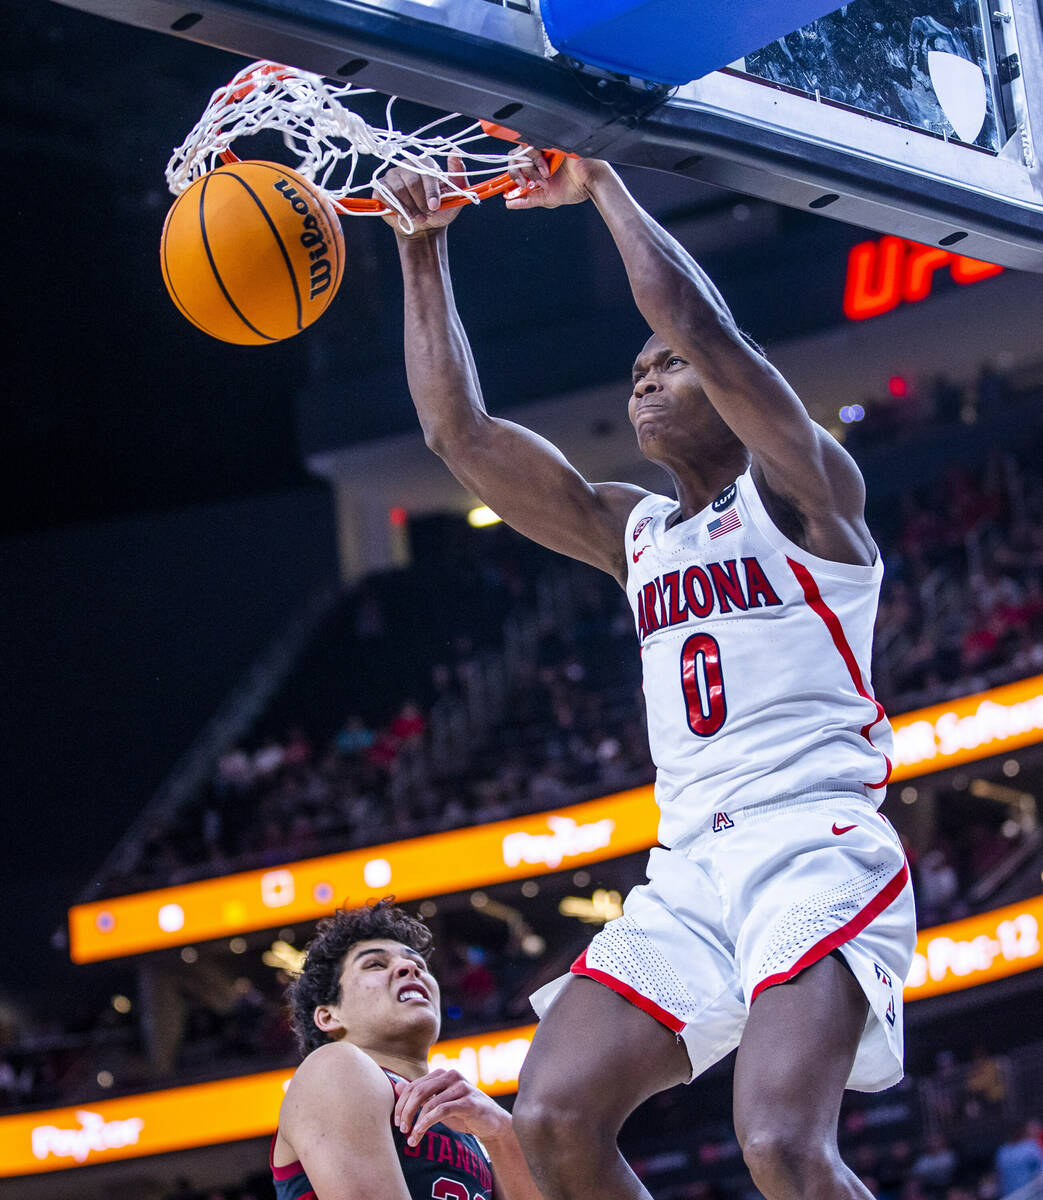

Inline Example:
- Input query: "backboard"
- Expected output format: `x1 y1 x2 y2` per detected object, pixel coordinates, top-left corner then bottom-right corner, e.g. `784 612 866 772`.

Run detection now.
51 0 1043 269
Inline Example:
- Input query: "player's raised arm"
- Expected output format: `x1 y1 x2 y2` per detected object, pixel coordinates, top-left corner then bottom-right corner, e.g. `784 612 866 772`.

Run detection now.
381 164 645 583
279 1042 413 1200
505 155 874 566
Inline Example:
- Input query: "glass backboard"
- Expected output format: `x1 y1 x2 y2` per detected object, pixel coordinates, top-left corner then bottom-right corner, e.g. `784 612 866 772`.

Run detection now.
51 0 1043 269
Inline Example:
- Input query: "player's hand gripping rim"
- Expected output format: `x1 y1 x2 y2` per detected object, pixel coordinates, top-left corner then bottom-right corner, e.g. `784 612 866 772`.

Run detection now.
393 1069 510 1146
376 155 470 237
504 146 595 210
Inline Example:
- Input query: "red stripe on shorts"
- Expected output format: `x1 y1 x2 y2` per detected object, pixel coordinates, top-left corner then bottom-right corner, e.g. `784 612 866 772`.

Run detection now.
571 948 685 1033
749 860 909 1003
785 556 892 789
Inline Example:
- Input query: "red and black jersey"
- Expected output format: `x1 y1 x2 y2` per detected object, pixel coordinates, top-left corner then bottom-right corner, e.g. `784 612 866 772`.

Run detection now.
271 1068 494 1200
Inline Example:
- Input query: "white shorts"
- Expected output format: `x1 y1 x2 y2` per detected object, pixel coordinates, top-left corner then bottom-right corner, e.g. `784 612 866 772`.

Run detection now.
530 793 917 1092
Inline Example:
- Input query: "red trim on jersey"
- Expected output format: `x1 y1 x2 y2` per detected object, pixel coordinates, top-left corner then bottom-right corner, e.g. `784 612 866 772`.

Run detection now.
785 556 892 788
749 861 909 1003
571 948 685 1034
269 1134 305 1181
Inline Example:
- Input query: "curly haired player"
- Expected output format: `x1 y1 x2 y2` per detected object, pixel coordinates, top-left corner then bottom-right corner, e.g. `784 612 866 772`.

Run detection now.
376 152 917 1200
271 899 542 1200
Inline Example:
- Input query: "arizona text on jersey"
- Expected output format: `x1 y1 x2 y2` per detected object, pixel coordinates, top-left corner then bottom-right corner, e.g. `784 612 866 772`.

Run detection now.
625 467 892 849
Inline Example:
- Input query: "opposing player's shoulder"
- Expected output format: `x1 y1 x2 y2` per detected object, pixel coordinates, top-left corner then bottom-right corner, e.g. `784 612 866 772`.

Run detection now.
285 1041 395 1114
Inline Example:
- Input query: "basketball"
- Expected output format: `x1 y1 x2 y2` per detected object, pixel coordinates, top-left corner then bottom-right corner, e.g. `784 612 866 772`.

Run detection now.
159 161 345 345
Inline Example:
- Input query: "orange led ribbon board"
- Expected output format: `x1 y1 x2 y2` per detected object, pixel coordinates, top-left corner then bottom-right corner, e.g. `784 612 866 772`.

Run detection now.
0 1026 537 1177
69 787 659 963
69 675 1043 962
905 894 1043 1001
15 895 1043 1176
889 672 1043 781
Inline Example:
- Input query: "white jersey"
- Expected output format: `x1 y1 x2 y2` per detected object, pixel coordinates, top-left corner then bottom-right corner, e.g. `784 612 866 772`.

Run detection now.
626 466 892 848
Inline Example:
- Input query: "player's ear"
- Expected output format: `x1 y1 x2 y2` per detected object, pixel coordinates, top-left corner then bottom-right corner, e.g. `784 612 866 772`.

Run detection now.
313 1004 347 1037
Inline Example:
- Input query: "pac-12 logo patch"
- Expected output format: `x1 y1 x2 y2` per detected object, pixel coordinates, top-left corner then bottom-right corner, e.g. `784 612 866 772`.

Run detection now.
711 483 737 513
712 811 734 833
632 516 653 540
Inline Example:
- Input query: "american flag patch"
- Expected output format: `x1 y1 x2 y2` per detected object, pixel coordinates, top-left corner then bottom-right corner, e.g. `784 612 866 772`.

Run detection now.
707 510 742 539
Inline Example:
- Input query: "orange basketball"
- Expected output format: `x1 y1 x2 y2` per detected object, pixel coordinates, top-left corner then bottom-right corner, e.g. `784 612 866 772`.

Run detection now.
160 161 345 345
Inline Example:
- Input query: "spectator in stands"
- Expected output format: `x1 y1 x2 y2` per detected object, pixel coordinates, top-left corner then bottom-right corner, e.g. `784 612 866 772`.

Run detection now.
282 726 314 767
963 1045 1006 1119
976 362 1010 416
995 1121 1043 1196
390 699 426 748
915 847 961 925
911 1132 959 1196
215 743 254 797
335 713 376 758
252 737 285 779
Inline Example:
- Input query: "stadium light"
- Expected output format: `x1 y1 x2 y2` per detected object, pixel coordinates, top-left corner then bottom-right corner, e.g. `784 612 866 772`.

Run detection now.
467 506 502 528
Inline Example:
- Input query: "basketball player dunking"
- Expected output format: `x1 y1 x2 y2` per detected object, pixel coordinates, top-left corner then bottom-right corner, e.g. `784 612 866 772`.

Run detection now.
271 900 542 1200
379 154 916 1200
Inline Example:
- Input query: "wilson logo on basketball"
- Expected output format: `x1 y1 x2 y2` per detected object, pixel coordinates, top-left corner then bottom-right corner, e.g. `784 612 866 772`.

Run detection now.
159 161 346 345
273 179 335 300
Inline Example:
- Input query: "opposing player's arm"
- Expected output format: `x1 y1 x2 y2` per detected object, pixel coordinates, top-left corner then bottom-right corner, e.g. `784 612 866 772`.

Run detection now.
383 169 644 584
279 1042 412 1200
506 157 872 564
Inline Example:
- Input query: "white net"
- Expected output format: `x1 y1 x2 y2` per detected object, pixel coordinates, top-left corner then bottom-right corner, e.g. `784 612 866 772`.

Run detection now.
166 61 524 231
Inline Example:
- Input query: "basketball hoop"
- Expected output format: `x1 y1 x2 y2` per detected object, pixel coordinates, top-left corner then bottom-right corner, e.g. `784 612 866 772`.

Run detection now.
166 60 566 231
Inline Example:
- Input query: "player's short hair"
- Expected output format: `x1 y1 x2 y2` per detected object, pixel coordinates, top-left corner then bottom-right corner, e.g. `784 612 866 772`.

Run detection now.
286 898 434 1056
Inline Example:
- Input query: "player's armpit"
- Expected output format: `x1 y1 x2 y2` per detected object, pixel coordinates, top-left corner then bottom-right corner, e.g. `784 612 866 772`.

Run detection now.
428 411 646 582
279 1042 412 1200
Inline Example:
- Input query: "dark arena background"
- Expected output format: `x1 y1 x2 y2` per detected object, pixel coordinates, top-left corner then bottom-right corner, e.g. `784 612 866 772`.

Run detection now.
3 1 1043 1197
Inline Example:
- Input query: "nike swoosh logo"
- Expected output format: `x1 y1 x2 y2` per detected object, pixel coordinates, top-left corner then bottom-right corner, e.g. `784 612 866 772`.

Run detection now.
632 546 648 563
832 823 857 835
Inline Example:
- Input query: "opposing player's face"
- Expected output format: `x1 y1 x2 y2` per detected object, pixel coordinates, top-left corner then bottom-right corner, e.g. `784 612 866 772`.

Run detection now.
627 335 710 458
319 939 441 1049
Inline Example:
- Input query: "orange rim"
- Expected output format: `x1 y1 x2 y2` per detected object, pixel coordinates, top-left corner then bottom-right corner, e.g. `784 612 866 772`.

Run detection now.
210 65 568 215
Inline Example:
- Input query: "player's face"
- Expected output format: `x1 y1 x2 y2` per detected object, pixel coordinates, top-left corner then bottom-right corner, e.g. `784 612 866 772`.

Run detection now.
627 335 713 461
320 939 441 1050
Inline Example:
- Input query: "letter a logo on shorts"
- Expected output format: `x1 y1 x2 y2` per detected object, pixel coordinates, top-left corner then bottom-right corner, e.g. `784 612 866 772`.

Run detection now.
873 962 893 988
712 811 734 833
885 996 896 1027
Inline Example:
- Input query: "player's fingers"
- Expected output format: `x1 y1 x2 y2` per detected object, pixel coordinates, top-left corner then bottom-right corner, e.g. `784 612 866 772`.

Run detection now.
446 154 469 195
381 168 425 223
503 186 545 210
394 1078 428 1129
407 1089 472 1145
422 172 443 212
506 148 544 190
396 1072 450 1129
406 155 442 212
395 1079 429 1129
403 169 435 220
507 145 549 186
